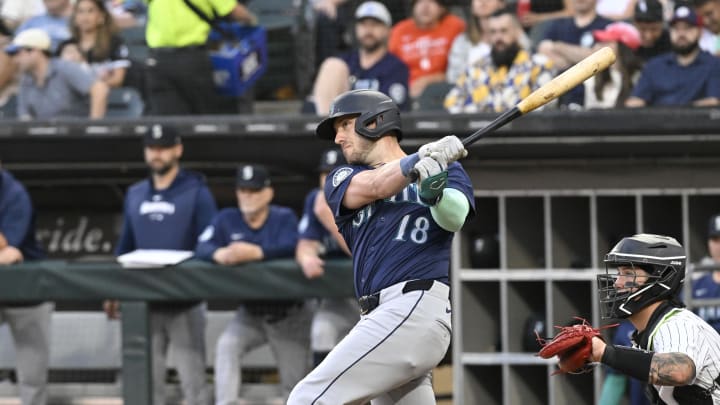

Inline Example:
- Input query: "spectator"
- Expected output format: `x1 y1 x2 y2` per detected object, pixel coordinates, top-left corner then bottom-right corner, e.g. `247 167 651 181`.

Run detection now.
309 1 409 114
517 0 573 46
626 5 720 107
111 124 217 405
691 213 720 332
311 0 406 69
444 9 555 114
0 167 50 405
7 28 109 119
694 0 720 55
389 0 465 99
584 22 644 108
16 0 72 52
446 0 515 84
634 0 672 63
66 0 129 88
295 149 357 367
144 0 256 115
1 0 45 32
195 164 311 405
538 0 611 107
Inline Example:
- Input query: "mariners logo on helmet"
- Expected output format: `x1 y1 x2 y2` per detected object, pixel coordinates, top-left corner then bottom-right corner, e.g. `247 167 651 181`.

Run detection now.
316 89 403 141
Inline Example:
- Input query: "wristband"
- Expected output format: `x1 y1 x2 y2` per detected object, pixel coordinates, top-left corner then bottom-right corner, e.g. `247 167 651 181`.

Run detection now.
601 344 654 382
399 153 420 178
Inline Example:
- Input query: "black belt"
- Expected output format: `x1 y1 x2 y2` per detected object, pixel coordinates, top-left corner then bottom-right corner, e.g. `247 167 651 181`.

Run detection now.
358 279 435 315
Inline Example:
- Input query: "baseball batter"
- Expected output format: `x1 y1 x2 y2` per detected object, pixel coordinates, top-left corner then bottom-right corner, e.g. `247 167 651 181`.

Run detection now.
287 89 474 404
592 234 720 404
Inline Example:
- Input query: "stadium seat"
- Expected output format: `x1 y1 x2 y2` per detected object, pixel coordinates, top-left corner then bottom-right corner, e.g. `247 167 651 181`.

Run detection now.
105 87 145 118
414 82 453 112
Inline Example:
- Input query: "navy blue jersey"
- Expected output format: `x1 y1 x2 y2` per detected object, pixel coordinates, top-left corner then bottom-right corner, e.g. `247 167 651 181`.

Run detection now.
195 205 299 261
325 162 475 297
341 51 410 111
115 169 218 255
692 272 720 332
298 188 346 258
0 170 44 260
543 15 611 106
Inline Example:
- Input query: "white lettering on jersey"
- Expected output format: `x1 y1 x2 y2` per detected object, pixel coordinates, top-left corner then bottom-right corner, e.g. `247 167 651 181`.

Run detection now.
139 201 175 216
198 225 214 242
230 233 244 241
333 167 353 187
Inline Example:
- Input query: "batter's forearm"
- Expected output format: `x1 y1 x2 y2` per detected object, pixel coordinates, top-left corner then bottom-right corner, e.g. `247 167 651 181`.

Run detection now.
342 158 413 209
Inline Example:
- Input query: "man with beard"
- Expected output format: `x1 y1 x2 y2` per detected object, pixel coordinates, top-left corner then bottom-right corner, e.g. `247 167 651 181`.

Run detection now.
195 164 311 405
111 124 217 405
626 5 720 107
309 1 409 114
444 8 556 114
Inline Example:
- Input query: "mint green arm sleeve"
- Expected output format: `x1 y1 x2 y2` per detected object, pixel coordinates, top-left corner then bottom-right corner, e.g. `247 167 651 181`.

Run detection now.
430 188 470 232
598 373 627 405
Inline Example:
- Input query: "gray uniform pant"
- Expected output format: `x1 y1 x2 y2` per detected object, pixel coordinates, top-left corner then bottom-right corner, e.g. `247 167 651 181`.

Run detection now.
311 298 359 352
151 303 208 405
0 302 53 405
214 303 312 405
287 281 452 405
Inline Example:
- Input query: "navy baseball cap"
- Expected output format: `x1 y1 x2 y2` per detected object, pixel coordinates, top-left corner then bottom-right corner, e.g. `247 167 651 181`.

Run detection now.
671 5 702 27
634 0 664 23
144 124 181 147
709 214 720 238
318 148 346 172
236 164 271 190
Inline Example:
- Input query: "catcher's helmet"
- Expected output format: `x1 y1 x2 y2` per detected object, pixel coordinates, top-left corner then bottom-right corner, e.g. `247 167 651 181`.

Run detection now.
598 233 686 319
316 89 402 141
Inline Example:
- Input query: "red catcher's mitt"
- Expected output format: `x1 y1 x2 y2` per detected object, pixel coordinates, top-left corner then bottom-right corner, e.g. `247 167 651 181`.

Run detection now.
535 317 618 375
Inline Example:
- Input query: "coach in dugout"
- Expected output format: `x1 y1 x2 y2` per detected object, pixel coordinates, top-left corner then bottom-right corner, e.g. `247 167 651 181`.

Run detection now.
111 124 218 405
626 5 720 108
6 28 108 119
196 164 311 404
0 167 50 405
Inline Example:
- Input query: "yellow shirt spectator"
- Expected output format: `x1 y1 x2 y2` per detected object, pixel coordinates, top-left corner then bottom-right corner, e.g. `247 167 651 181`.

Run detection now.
145 0 237 48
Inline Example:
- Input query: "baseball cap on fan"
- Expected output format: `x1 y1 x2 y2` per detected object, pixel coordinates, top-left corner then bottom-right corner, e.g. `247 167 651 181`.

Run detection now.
634 0 664 23
671 5 702 27
236 164 271 190
709 214 720 238
5 28 51 55
144 124 181 147
593 22 642 50
355 1 392 26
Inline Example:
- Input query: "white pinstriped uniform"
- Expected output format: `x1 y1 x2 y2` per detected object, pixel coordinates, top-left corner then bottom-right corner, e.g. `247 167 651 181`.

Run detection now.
641 308 720 404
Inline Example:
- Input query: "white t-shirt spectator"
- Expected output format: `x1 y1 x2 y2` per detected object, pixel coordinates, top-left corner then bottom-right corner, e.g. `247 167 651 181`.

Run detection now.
1 0 45 26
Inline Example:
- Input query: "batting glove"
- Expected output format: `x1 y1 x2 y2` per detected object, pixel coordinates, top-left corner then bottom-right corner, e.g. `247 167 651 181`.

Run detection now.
418 135 468 165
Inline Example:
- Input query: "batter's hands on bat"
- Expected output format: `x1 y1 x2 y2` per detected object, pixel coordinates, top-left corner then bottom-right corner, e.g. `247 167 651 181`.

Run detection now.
418 135 468 167
413 156 446 181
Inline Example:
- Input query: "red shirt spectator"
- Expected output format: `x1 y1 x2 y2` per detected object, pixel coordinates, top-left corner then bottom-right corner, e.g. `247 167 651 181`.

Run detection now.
389 0 464 98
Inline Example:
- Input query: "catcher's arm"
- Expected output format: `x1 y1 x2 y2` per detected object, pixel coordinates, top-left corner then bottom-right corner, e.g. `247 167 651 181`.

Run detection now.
591 337 696 386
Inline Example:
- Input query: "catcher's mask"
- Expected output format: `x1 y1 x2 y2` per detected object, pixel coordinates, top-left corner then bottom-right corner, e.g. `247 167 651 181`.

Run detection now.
598 233 685 319
315 89 402 141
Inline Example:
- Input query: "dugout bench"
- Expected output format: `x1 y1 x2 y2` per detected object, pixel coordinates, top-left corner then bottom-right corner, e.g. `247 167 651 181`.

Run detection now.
0 259 353 405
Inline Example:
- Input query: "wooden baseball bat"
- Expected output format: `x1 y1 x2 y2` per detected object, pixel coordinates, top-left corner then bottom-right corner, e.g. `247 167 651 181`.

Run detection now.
461 46 616 146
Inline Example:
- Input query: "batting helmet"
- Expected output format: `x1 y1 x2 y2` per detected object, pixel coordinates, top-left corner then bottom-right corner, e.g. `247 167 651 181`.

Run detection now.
316 89 402 141
598 233 686 319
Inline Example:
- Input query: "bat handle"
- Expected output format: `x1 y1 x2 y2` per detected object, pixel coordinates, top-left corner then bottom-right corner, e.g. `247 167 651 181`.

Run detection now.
462 107 522 147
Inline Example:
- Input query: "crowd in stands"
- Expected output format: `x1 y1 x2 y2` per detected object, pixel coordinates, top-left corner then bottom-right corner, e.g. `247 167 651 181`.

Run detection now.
0 0 717 119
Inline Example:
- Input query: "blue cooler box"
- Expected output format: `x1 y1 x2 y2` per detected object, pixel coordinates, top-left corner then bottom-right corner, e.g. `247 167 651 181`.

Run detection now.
209 25 268 97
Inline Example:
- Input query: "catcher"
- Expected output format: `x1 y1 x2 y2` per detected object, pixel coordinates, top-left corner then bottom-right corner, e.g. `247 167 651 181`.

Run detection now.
539 233 720 404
